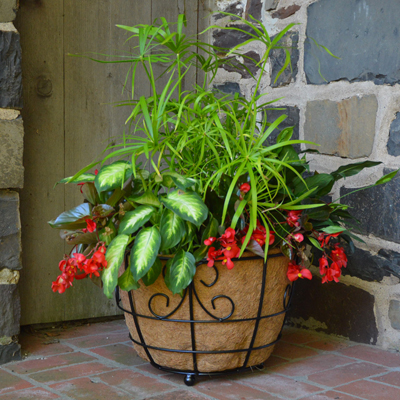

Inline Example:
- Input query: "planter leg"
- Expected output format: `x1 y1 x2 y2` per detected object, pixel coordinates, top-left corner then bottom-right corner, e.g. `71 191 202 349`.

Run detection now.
184 374 196 386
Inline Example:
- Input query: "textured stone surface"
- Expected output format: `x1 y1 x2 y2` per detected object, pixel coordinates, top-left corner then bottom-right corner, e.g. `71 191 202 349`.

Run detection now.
265 0 279 11
389 300 400 330
246 0 262 20
305 95 377 158
387 112 400 156
0 117 24 188
341 168 400 243
0 0 17 23
213 24 257 50
0 191 21 271
287 277 378 344
305 0 400 85
0 31 22 108
0 284 20 337
221 50 260 79
270 32 299 87
0 268 19 284
272 4 301 19
214 1 244 20
0 342 21 364
264 106 300 151
213 82 242 96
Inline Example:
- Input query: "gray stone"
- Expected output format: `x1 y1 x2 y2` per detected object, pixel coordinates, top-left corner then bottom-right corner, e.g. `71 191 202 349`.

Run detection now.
304 95 377 158
265 0 279 11
0 31 22 108
214 2 244 20
0 342 21 365
305 0 400 85
272 4 301 19
341 168 400 243
213 24 258 51
0 284 20 337
221 51 260 79
213 82 242 96
387 113 400 156
263 106 300 151
287 276 378 344
246 0 262 20
0 117 24 189
270 32 299 87
0 0 17 22
389 300 400 330
0 191 21 270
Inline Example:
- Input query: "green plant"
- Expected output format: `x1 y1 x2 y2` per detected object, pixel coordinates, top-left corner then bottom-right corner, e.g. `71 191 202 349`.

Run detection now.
49 13 397 298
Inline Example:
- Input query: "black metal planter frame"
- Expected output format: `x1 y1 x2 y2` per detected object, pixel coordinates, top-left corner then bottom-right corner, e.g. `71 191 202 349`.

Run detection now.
115 251 293 386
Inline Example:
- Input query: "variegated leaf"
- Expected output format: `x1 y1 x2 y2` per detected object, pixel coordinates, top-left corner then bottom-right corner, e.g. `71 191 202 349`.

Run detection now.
160 208 186 251
142 257 162 286
118 267 140 291
119 205 155 235
54 173 95 188
130 227 161 282
102 234 130 298
128 190 161 207
160 190 208 227
165 250 196 295
95 161 132 193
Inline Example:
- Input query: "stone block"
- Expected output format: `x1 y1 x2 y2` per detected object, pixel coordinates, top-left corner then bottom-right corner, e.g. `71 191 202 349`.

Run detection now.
0 0 17 23
246 0 262 20
0 191 21 270
270 32 299 87
305 0 400 85
263 105 300 151
287 276 378 344
0 30 22 108
0 268 19 284
221 51 260 79
214 1 244 20
341 168 400 244
0 284 20 337
265 0 279 12
389 300 400 330
0 116 24 189
0 342 21 365
272 4 301 19
213 24 258 50
213 82 242 96
304 95 377 158
387 112 400 156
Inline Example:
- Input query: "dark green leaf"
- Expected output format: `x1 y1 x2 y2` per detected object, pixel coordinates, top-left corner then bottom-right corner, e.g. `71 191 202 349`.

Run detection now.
308 236 323 251
321 226 344 234
331 161 381 181
194 216 219 261
160 208 186 250
48 203 92 230
142 257 162 286
128 190 161 207
81 182 99 205
118 267 140 291
164 250 196 295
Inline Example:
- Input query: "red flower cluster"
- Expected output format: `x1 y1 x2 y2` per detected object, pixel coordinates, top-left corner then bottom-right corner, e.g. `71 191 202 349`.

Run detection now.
52 245 107 294
287 262 312 281
319 244 347 283
241 220 275 247
286 210 302 228
205 227 240 270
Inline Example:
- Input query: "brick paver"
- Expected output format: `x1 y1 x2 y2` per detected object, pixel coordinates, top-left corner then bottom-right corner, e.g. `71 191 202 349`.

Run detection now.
1 319 400 400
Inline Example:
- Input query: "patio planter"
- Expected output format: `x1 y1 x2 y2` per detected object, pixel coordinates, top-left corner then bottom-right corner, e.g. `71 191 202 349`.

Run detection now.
117 250 292 385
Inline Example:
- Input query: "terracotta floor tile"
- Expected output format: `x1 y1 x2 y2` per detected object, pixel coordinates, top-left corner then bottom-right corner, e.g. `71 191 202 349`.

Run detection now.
19 333 74 357
262 355 289 368
0 369 33 394
65 331 130 349
58 321 127 339
338 345 400 367
196 379 281 400
281 330 323 344
308 362 387 387
28 361 116 384
89 343 146 366
272 341 319 360
98 369 175 396
306 339 352 352
337 379 400 400
50 376 132 399
3 352 96 374
269 354 353 377
372 371 400 387
304 391 362 400
146 390 215 400
0 388 60 399
233 372 321 398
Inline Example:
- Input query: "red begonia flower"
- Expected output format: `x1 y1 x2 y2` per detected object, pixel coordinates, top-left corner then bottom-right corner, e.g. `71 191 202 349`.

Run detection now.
293 233 304 242
85 218 96 233
286 210 301 228
207 247 222 267
287 262 312 282
204 237 216 246
239 183 251 193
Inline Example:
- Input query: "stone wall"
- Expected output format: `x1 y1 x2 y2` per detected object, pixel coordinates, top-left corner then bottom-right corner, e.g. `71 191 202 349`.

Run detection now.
0 0 23 364
213 0 400 348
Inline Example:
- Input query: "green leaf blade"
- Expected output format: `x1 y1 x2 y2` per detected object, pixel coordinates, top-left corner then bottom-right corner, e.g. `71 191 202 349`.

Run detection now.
95 161 132 193
160 209 186 251
119 205 155 235
165 250 196 295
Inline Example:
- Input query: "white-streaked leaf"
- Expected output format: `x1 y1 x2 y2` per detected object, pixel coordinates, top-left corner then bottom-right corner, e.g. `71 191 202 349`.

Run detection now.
160 190 208 227
165 250 196 295
142 257 162 286
102 234 130 298
160 209 186 250
95 161 132 193
119 205 155 235
130 227 161 282
128 190 161 207
54 173 95 188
